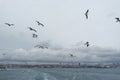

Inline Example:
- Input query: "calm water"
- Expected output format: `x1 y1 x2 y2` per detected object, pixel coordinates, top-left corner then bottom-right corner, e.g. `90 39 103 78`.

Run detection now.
0 68 120 80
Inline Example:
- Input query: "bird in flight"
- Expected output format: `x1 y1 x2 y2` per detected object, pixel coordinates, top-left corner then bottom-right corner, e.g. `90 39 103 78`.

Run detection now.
36 21 44 27
5 23 14 26
115 18 120 22
32 33 38 38
34 45 48 49
28 27 37 32
85 9 89 19
84 41 89 47
70 54 76 57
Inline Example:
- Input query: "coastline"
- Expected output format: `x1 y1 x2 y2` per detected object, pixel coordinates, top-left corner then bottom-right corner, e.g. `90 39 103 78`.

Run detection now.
0 63 119 69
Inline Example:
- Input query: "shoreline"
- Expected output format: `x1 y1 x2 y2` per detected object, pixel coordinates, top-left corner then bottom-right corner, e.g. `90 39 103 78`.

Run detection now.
0 63 119 69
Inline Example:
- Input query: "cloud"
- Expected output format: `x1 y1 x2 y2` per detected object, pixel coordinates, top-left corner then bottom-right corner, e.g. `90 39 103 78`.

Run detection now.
0 42 120 63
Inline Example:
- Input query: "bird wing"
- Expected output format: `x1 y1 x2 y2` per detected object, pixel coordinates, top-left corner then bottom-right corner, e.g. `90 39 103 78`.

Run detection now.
36 21 40 24
85 10 89 19
86 10 89 13
5 23 10 26
40 23 44 26
86 14 88 19
11 24 14 26
36 21 44 26
33 29 37 32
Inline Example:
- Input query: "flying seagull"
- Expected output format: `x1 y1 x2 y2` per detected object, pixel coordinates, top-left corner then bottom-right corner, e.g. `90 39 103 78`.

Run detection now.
28 27 37 32
85 9 89 19
70 54 76 57
34 45 48 49
32 33 38 38
115 18 120 22
84 41 89 47
5 23 14 26
36 21 44 27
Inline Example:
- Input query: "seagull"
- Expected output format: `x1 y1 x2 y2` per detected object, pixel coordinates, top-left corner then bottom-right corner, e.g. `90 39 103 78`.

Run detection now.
85 9 89 19
5 23 14 26
70 54 76 57
32 33 38 38
36 21 44 27
115 18 120 22
28 27 37 32
34 45 48 49
84 41 89 47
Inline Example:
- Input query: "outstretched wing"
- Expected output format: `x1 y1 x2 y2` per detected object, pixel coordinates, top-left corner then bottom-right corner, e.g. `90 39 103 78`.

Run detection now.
85 9 89 19
36 21 44 27
33 29 37 32
5 23 10 26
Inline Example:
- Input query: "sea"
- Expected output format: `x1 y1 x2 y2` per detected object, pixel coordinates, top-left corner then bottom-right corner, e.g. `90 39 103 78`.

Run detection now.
0 68 120 80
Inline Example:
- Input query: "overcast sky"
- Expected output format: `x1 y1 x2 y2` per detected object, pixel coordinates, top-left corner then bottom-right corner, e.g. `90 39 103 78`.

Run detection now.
0 0 120 62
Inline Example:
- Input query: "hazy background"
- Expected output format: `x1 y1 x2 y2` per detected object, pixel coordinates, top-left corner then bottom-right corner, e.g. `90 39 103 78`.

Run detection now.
0 0 120 63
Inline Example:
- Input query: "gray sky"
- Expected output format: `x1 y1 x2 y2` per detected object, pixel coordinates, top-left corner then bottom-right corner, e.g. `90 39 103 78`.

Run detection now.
0 0 120 62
